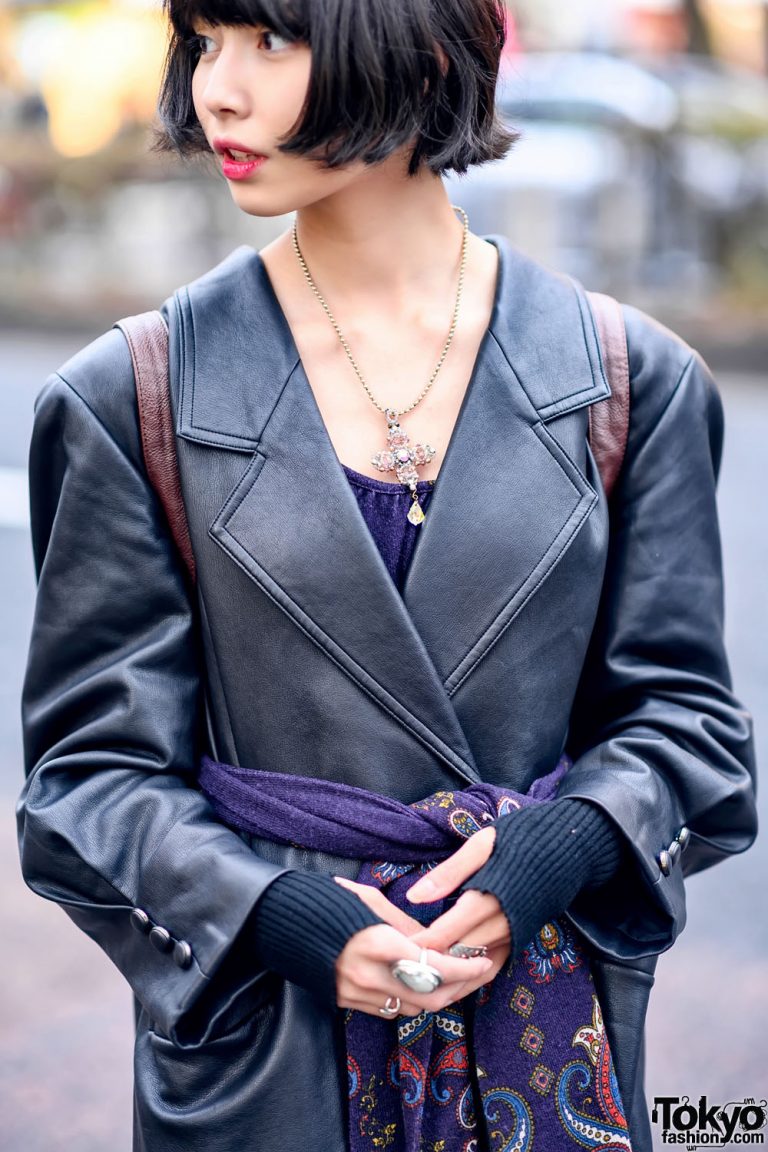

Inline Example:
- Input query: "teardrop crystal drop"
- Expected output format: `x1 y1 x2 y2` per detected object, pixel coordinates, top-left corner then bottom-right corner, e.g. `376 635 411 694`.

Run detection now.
407 501 425 526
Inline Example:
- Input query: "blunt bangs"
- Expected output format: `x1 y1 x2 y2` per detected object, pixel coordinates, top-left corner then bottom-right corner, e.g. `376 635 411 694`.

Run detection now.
166 0 309 45
152 0 519 177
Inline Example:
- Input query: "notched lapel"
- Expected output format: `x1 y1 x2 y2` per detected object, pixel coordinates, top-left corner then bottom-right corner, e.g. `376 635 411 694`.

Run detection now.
176 236 607 779
402 336 597 694
208 357 481 786
404 239 607 693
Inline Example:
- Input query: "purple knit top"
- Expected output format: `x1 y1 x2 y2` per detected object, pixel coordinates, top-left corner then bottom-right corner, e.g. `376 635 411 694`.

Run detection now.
341 463 436 593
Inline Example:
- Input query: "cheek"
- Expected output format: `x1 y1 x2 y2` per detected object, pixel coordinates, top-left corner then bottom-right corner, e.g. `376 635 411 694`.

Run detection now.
268 59 312 131
193 64 211 117
190 69 205 122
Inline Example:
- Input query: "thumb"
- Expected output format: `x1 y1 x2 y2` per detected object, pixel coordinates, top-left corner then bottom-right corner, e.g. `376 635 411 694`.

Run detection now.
406 827 496 903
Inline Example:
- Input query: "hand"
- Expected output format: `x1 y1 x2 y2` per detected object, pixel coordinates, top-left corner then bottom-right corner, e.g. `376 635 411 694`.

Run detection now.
332 875 424 936
405 826 512 958
334 923 494 1019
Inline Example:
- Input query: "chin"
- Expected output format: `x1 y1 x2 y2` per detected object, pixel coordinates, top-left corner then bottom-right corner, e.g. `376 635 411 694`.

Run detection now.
227 187 300 219
236 200 299 220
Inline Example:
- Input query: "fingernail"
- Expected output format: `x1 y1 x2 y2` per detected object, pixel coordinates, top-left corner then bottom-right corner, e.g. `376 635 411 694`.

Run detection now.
406 879 437 902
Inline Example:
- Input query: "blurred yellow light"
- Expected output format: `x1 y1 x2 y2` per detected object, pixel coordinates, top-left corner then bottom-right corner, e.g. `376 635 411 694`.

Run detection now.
32 4 167 157
701 0 766 71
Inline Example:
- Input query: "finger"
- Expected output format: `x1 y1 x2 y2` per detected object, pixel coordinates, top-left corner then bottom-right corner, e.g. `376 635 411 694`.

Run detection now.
335 926 495 1020
338 960 479 1016
407 892 505 953
403 969 497 1014
358 929 492 978
332 876 424 935
339 943 493 1007
337 991 422 1018
426 945 509 1005
414 943 508 1010
414 908 511 953
333 876 363 891
393 944 494 988
350 982 474 1019
360 942 510 1019
339 940 505 1019
453 910 510 949
406 828 496 903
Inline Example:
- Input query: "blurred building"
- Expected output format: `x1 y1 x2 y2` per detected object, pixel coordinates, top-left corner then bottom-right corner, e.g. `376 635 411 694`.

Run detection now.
5 0 166 156
1 0 766 331
510 0 768 71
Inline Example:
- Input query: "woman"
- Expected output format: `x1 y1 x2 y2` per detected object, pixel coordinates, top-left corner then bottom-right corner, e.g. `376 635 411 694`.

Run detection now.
18 1 757 1150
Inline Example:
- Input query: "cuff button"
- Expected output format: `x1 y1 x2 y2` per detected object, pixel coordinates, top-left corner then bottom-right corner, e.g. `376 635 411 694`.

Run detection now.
149 926 173 953
668 840 682 865
677 826 691 851
658 849 672 876
173 940 193 970
130 908 152 935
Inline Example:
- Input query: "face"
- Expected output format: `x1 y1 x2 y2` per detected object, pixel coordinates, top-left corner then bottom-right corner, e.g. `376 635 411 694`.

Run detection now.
190 21 379 217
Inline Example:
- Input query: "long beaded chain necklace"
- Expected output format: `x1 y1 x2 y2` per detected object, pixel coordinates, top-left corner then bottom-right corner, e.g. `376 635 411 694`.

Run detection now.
291 205 469 525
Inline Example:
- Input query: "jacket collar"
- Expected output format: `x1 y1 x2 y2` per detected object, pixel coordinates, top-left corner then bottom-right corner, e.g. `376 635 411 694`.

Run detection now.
172 236 608 786
174 234 608 447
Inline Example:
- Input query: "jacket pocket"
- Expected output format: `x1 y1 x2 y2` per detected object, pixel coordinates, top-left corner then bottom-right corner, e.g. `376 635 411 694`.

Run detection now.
159 963 281 1050
134 982 347 1151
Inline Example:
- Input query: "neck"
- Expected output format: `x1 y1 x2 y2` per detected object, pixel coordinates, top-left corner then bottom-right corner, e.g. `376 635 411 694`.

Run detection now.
292 160 466 309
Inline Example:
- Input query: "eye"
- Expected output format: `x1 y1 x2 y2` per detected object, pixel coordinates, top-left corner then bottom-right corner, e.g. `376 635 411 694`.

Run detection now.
188 33 218 56
260 27 293 52
187 27 293 56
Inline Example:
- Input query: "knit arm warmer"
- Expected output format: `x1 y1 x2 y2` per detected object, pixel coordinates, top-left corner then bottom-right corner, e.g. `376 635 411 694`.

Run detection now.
247 800 624 1003
459 798 625 961
247 870 385 1005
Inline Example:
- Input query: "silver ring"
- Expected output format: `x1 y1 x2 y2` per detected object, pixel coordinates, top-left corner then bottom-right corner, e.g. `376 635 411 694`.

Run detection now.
378 996 401 1018
448 943 489 959
390 947 444 994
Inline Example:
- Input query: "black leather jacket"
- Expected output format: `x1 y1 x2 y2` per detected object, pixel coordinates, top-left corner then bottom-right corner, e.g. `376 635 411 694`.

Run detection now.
18 236 757 1152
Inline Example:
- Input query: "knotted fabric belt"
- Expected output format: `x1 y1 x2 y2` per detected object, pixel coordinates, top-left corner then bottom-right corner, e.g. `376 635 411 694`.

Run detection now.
199 753 632 1152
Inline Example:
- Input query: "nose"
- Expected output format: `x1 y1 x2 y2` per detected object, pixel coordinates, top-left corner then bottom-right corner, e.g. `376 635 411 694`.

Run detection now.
196 39 253 120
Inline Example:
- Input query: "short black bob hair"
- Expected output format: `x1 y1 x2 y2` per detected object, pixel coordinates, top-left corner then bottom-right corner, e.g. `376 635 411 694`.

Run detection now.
152 0 519 177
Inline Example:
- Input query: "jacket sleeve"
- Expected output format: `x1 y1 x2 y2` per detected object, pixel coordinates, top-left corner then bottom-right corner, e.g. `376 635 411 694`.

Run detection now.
17 330 295 1047
559 304 758 961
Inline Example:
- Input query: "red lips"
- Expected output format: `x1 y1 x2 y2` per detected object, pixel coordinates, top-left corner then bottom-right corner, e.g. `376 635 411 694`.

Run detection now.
212 136 267 159
212 137 268 181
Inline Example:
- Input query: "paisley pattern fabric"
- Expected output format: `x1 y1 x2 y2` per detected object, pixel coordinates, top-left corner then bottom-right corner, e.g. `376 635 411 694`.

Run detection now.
199 753 633 1152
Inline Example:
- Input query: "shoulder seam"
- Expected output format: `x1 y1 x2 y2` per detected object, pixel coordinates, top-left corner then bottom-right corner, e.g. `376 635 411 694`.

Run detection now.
651 350 697 424
49 370 149 489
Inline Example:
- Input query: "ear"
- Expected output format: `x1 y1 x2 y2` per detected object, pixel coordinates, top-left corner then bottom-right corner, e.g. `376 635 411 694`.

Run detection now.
423 42 449 95
435 42 449 77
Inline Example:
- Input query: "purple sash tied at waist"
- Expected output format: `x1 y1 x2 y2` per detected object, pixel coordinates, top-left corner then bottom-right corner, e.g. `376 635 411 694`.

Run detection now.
199 754 633 1152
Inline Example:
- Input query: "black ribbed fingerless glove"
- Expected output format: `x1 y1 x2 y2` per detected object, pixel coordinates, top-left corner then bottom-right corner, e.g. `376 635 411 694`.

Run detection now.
459 798 625 961
247 801 624 1002
247 870 385 1005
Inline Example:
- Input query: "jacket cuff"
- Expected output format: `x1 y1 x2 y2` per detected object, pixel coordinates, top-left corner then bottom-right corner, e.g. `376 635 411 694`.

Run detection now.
247 871 385 1006
459 798 624 960
555 748 690 959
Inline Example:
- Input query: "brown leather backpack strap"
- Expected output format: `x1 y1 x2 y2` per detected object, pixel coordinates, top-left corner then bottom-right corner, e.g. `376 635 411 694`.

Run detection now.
114 311 197 588
585 290 631 502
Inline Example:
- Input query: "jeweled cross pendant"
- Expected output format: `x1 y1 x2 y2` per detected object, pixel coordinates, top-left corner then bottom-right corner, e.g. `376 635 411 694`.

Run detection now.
371 408 437 525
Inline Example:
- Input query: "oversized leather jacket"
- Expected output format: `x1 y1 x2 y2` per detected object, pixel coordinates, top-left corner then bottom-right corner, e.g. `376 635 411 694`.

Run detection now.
18 236 757 1152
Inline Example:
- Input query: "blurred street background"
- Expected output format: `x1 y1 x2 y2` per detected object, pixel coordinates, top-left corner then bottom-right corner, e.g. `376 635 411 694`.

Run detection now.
1 1 766 1149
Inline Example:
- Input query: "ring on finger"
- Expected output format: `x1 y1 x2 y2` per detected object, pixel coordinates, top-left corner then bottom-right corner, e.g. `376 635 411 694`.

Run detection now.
448 942 489 959
379 996 401 1018
390 947 444 994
